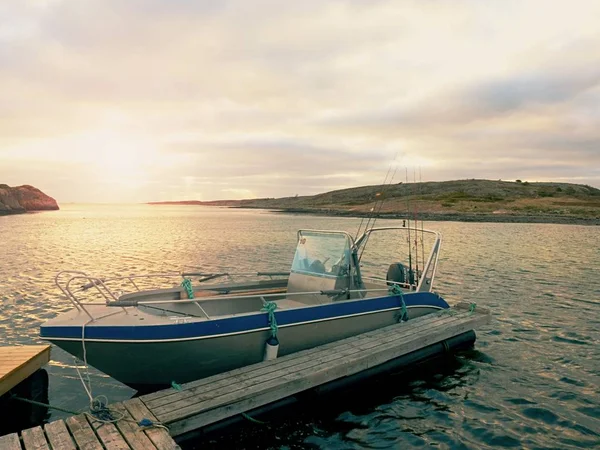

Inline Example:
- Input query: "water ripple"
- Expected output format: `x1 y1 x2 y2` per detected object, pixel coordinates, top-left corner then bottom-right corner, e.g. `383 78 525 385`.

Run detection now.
1 206 599 450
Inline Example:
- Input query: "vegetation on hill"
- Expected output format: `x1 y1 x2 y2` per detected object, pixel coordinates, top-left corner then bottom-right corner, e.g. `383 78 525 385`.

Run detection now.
150 179 600 224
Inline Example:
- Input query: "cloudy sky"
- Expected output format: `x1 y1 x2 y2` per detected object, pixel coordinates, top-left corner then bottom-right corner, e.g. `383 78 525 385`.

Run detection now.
1 0 599 203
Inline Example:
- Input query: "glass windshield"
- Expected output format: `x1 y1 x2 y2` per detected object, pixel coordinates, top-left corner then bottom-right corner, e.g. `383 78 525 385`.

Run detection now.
291 231 352 276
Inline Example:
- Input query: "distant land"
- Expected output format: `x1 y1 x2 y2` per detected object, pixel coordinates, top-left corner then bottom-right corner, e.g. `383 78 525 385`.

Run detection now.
148 179 600 225
0 184 59 216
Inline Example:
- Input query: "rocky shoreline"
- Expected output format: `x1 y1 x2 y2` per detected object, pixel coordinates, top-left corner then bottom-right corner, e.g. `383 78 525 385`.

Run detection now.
0 184 59 216
234 206 600 226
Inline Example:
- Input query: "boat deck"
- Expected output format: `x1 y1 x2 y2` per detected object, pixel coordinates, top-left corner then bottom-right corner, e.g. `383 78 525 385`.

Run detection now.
0 345 51 398
2 303 490 447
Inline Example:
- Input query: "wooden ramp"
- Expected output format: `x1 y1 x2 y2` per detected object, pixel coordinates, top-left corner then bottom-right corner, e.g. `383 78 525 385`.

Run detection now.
0 398 180 450
142 302 491 437
0 345 50 398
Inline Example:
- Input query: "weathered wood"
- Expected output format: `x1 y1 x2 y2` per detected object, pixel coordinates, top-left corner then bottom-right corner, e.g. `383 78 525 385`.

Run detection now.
156 313 464 423
65 415 103 450
44 420 76 450
21 426 49 450
0 345 51 397
163 311 490 436
88 418 131 450
144 311 452 407
145 311 446 403
0 433 21 450
112 403 157 450
123 399 181 450
146 313 458 414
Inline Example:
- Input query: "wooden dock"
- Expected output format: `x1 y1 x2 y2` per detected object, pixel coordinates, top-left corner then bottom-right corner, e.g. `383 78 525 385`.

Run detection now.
0 303 490 448
0 397 180 450
0 345 50 398
141 302 491 437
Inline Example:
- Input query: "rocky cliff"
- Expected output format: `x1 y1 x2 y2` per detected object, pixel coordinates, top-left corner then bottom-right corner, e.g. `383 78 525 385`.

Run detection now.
0 184 59 215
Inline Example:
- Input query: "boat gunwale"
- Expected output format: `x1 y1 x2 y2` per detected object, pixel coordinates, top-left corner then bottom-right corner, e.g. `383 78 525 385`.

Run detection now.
40 304 446 344
40 292 449 342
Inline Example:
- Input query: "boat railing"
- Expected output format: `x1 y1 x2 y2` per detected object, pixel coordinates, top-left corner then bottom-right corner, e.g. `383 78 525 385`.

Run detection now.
55 270 291 317
101 282 409 308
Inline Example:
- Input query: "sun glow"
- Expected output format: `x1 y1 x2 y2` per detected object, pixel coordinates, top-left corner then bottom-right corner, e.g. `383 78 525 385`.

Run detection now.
75 130 162 187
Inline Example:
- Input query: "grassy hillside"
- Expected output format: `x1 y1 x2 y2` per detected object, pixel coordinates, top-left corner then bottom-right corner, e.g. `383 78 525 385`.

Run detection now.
150 179 600 224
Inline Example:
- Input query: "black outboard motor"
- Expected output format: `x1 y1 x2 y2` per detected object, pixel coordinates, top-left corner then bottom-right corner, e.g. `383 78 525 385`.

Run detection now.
386 263 407 285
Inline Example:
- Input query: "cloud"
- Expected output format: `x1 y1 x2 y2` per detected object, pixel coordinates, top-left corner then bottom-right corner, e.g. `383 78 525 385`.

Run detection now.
1 0 600 202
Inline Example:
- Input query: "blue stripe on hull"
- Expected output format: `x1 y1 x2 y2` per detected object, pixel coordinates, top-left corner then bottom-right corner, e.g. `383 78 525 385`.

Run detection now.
40 292 448 341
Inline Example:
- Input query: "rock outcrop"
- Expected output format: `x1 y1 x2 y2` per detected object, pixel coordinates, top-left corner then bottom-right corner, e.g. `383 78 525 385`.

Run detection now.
0 184 59 215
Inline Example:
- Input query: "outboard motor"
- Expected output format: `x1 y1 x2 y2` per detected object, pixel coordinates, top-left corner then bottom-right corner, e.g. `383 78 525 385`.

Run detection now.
386 263 407 285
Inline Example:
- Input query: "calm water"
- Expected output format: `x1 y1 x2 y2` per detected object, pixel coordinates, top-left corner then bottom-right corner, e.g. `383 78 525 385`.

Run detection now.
0 205 598 449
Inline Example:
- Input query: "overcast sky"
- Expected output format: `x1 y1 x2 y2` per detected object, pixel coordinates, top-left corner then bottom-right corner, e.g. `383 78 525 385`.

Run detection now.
1 0 599 203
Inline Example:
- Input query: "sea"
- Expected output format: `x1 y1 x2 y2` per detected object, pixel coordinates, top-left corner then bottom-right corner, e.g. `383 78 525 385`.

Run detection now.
0 204 598 449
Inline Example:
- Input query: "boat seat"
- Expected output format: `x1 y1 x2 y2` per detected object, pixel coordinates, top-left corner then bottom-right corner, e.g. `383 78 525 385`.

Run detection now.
275 299 307 309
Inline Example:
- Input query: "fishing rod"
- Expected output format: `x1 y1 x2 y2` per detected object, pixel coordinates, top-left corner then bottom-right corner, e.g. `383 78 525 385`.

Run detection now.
420 167 426 277
354 157 396 241
357 161 398 262
354 159 396 242
406 170 412 282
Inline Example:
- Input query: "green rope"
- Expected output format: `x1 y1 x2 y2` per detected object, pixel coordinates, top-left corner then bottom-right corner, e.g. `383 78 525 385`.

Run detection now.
261 301 278 338
388 284 408 322
171 381 182 391
469 302 477 314
181 277 194 299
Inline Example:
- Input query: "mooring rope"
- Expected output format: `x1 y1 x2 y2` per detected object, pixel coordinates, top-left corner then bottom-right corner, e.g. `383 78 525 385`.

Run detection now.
70 319 167 429
261 301 278 338
388 284 408 322
181 277 195 299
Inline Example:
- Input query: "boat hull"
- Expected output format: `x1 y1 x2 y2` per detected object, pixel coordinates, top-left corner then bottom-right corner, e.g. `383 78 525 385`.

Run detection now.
47 305 440 389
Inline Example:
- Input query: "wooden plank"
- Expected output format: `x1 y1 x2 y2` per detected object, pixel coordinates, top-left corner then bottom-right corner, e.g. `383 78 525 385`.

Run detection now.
172 313 489 436
156 313 466 421
65 415 103 450
21 426 49 450
111 403 157 450
154 313 468 421
144 309 451 403
44 421 76 450
165 312 490 436
123 399 180 450
0 433 21 450
0 345 51 397
143 310 453 407
146 313 460 414
88 418 131 450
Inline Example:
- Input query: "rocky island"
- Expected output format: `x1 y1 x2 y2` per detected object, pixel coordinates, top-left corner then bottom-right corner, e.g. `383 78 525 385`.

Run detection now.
0 184 59 215
149 179 600 225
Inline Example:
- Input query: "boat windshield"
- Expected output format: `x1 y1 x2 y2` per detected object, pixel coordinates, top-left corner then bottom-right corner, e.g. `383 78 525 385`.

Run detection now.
291 231 353 276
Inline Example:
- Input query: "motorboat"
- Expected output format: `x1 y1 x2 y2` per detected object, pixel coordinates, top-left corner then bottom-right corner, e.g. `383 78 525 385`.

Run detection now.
40 225 449 389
